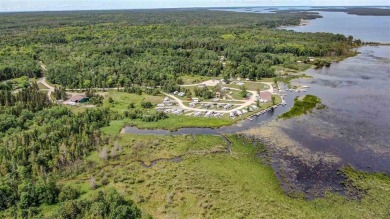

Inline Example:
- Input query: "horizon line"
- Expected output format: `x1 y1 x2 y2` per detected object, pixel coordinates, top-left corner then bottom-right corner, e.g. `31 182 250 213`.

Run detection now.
0 5 389 13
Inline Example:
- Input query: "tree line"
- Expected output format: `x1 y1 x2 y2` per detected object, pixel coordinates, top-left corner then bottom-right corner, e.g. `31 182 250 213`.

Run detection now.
0 84 142 218
0 9 358 90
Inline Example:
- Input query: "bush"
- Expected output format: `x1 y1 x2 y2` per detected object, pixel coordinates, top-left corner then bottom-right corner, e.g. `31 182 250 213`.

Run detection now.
101 177 109 186
128 103 135 109
141 101 153 109
141 112 168 122
89 96 104 105
58 185 80 202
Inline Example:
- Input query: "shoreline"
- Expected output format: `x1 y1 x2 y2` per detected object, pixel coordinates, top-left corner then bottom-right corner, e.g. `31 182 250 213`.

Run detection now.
119 50 359 134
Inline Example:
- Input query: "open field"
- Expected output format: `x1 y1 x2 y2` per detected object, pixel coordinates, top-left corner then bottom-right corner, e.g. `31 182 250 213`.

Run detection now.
180 75 217 85
30 134 390 219
103 91 163 113
101 116 234 134
225 81 271 91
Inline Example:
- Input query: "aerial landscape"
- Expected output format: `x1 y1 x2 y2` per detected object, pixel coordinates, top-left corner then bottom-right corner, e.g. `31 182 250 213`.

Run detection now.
0 0 389 218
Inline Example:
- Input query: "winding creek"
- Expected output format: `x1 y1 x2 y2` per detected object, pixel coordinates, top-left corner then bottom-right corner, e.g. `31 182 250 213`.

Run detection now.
123 9 390 196
123 92 301 135
124 45 390 196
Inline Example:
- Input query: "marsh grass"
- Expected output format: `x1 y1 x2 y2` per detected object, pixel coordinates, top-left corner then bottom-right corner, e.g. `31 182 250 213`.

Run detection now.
279 95 323 119
30 134 390 219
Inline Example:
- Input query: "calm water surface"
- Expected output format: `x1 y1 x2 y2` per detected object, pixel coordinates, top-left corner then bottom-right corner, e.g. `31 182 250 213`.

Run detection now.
124 46 390 195
283 11 390 43
124 9 390 195
294 45 390 171
215 7 390 43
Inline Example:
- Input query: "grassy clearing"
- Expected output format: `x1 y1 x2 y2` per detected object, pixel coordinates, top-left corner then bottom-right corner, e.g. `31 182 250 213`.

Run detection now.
99 92 282 134
274 64 313 75
38 134 390 219
225 81 270 91
103 91 163 113
65 105 89 114
279 95 324 119
179 75 216 85
37 82 49 89
100 115 234 135
276 74 312 88
101 95 282 134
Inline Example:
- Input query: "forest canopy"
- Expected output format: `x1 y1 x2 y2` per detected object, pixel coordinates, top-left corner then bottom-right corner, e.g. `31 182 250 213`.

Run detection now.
0 9 362 218
0 9 358 90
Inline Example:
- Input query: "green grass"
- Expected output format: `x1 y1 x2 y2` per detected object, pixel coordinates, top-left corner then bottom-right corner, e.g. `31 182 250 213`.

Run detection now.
37 82 49 90
126 115 233 131
101 95 281 134
276 74 312 88
179 75 216 85
100 93 283 134
279 95 323 119
225 81 270 91
101 119 130 135
101 116 234 135
33 134 390 219
103 91 163 113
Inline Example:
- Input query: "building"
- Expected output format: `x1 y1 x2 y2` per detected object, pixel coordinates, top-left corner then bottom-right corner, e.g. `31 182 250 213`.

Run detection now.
259 91 272 102
69 95 89 103
215 92 221 98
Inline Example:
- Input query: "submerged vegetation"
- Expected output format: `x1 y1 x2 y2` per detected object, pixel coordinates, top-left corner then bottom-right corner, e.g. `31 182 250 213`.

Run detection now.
279 95 324 119
0 8 388 219
7 133 387 218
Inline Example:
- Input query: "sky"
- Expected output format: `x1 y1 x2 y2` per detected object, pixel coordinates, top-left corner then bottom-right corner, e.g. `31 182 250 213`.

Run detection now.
0 0 389 12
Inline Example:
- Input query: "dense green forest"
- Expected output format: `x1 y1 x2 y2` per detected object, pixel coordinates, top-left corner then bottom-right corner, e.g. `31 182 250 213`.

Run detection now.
0 9 366 218
0 9 358 89
0 84 130 217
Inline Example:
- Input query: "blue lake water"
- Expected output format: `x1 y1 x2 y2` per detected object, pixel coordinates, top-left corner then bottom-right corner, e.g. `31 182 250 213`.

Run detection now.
213 6 390 43
124 7 390 195
283 11 390 43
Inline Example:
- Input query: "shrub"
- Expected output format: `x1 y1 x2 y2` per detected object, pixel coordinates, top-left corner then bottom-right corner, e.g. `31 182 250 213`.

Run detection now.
58 185 80 202
141 101 153 109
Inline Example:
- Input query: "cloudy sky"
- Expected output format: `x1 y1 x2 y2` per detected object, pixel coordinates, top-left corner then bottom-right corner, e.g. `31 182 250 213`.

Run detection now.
0 0 388 12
